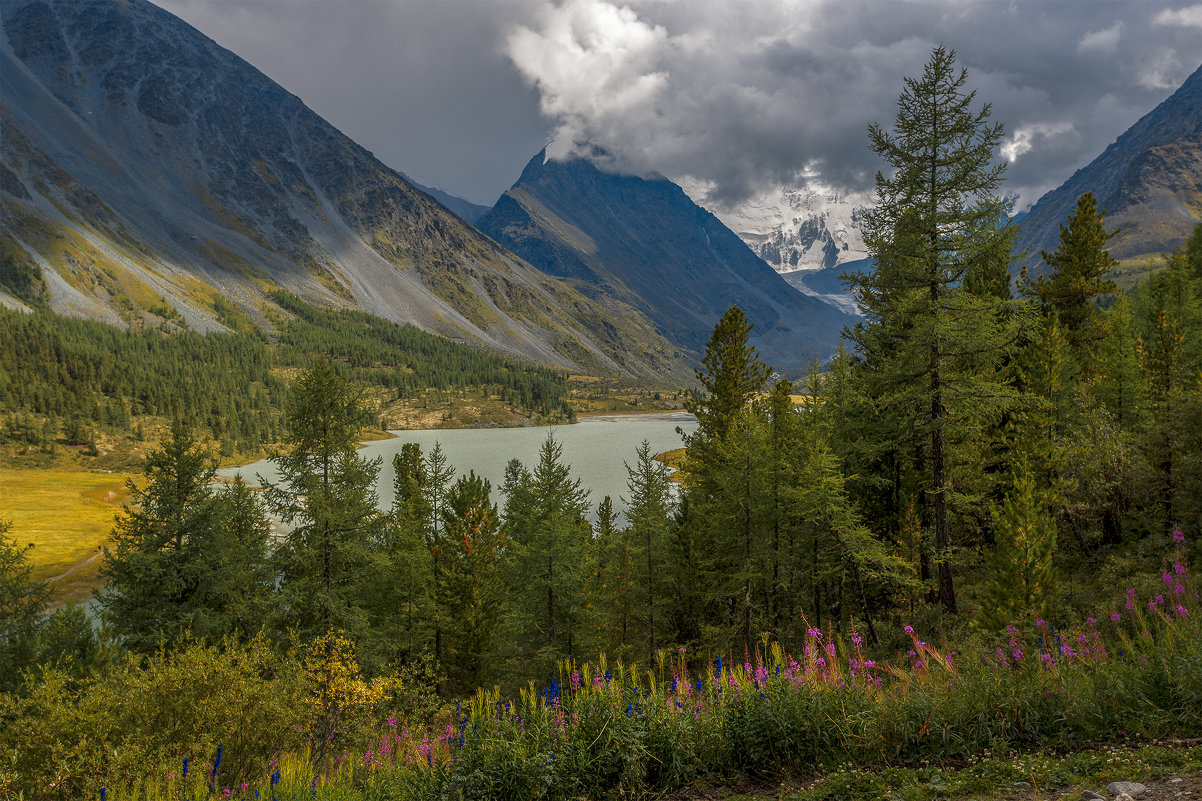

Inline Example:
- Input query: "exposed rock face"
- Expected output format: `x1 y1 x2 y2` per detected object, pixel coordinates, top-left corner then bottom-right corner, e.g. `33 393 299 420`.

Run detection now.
0 0 684 379
477 152 855 376
1016 63 1202 272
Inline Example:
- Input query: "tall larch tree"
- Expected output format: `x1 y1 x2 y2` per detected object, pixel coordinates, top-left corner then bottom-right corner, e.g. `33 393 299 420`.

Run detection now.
849 45 1020 614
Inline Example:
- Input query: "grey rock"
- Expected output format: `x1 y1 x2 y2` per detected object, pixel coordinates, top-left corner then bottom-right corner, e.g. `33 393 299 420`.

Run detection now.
1108 782 1148 798
1081 792 1105 801
1012 781 1032 790
1115 794 1135 801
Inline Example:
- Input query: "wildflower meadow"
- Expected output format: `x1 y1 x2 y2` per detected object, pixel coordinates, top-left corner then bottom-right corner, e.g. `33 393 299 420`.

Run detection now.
3 532 1197 801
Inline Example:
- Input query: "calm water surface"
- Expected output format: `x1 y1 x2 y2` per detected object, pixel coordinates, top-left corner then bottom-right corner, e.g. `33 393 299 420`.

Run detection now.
219 412 697 522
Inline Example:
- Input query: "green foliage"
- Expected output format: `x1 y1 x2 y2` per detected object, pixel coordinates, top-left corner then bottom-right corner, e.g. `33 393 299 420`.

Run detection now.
976 462 1057 630
433 472 505 694
849 45 1021 615
1024 192 1119 360
267 364 386 646
684 305 770 447
96 422 272 650
0 293 574 459
0 515 48 690
501 433 593 681
0 236 45 305
623 440 674 664
0 636 307 799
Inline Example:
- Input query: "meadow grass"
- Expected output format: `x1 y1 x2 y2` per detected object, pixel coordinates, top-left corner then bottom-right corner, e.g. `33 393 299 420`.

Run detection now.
0 467 132 603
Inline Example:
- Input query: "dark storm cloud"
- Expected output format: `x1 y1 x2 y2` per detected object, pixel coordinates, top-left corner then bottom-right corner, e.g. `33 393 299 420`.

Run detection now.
158 0 1200 210
507 0 1202 210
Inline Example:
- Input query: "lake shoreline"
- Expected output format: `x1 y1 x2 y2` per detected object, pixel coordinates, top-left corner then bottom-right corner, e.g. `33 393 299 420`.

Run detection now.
219 411 698 524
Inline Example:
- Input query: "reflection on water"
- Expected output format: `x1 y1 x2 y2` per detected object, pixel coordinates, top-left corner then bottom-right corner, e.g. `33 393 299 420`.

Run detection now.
219 412 698 524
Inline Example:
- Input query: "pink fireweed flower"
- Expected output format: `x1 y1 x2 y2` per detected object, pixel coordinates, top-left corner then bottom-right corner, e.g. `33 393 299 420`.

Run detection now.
1176 583 1186 595
1127 588 1137 597
1111 612 1121 622
1177 604 1189 617
1126 599 1135 612
1173 530 1185 543
1164 571 1174 586
904 625 914 636
1175 561 1186 575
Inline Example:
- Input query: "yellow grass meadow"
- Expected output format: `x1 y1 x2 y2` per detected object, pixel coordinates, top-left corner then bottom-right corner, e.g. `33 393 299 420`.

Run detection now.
0 468 134 605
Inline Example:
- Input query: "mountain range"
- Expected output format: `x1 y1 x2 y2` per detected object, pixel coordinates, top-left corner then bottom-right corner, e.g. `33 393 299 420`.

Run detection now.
0 0 686 379
476 152 851 375
2 0 1197 383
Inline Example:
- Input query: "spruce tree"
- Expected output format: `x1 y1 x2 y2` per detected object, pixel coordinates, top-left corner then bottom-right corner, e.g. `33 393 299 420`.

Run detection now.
97 422 220 650
501 433 592 679
266 363 384 645
1023 192 1118 359
684 305 771 447
624 440 674 664
434 472 505 694
849 45 1020 614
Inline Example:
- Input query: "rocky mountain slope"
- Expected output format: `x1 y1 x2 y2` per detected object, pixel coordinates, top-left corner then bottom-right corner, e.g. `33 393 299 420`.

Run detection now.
476 152 855 375
0 0 684 379
1016 62 1202 274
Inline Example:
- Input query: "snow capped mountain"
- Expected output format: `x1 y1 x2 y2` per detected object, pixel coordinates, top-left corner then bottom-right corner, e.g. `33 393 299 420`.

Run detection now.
682 182 871 275
678 179 870 314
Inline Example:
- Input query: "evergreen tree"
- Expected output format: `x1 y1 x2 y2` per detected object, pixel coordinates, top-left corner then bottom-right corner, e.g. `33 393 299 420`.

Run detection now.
423 443 455 663
623 440 674 664
849 45 1020 614
976 461 1057 630
266 363 384 646
593 495 639 662
1023 192 1118 360
96 422 221 650
374 443 434 661
434 472 505 695
197 477 273 639
0 517 49 690
684 306 771 448
501 433 592 679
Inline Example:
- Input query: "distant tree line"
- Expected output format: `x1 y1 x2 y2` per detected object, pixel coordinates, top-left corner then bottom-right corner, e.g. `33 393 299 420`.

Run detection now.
0 292 572 456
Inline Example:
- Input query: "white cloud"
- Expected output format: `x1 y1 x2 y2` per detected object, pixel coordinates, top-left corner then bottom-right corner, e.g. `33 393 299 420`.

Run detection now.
1137 50 1184 90
507 1 671 162
1155 5 1202 28
1077 22 1123 53
1001 122 1074 163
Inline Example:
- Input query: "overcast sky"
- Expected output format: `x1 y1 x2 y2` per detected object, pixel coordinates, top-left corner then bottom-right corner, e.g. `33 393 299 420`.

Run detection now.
158 0 1202 212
